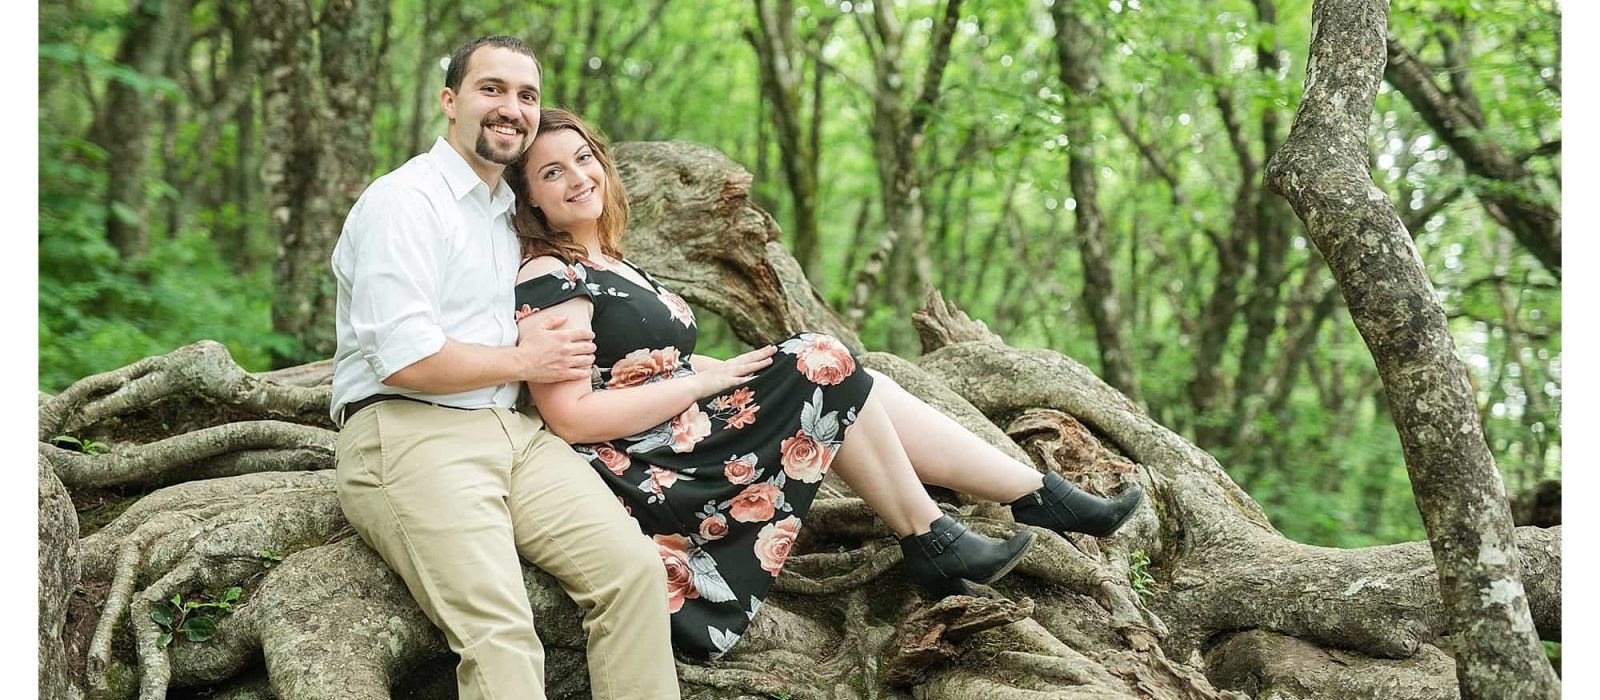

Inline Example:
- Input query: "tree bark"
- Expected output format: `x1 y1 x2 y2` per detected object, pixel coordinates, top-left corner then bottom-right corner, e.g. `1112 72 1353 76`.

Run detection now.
1263 2 1559 697
258 0 384 366
39 454 80 700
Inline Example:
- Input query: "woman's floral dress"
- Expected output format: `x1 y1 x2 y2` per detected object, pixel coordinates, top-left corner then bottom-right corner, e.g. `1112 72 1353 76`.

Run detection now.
514 258 873 660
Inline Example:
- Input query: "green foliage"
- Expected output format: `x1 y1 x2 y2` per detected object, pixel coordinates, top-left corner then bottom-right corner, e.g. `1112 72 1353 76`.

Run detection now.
1127 550 1155 603
150 587 243 648
50 434 111 455
38 116 281 392
257 549 284 569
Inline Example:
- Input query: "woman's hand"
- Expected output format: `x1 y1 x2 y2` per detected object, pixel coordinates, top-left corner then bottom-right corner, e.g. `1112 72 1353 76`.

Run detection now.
691 345 777 398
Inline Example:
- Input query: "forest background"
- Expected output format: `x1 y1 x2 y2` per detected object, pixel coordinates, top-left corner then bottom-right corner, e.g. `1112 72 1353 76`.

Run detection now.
37 0 1561 552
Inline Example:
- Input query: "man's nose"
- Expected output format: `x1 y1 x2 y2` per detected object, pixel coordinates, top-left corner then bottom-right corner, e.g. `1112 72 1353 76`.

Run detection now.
492 96 520 121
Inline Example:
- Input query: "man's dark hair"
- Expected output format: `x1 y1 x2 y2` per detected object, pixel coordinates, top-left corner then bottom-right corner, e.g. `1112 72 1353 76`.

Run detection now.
444 35 540 92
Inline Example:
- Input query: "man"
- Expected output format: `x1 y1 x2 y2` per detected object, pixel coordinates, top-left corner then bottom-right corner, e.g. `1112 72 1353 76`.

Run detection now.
329 35 680 700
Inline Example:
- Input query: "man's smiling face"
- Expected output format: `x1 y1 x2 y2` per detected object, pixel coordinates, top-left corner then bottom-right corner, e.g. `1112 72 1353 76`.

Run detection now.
440 45 541 178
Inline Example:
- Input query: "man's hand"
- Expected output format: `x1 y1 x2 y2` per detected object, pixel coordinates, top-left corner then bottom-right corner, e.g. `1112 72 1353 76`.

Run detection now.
516 314 597 384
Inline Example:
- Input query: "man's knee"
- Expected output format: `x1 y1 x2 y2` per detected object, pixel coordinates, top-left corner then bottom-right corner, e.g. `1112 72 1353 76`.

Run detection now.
610 528 668 589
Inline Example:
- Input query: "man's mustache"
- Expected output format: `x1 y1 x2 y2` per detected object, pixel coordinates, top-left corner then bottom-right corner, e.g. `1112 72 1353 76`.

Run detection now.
482 119 526 134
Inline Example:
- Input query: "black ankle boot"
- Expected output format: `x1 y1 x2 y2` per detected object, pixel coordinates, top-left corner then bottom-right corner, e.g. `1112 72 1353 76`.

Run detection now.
1009 472 1144 538
898 515 1035 598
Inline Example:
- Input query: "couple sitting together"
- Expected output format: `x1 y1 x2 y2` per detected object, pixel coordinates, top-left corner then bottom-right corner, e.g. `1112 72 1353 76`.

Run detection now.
329 34 1144 700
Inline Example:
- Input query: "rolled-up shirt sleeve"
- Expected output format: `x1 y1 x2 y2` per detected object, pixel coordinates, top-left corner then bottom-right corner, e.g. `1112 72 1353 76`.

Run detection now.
344 185 450 380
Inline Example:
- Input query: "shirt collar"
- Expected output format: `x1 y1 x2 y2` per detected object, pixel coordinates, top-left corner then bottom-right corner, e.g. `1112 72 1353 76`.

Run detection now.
428 137 518 216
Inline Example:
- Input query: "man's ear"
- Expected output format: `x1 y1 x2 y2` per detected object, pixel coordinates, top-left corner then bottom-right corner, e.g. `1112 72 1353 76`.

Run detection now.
439 87 456 121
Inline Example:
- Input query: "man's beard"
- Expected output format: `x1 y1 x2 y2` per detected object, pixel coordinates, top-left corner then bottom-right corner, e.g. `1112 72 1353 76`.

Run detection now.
475 124 524 165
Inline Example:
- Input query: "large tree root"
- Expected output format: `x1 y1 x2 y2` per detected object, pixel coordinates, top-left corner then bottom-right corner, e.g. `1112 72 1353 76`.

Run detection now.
77 472 346 699
40 340 333 442
909 330 1562 695
44 421 335 490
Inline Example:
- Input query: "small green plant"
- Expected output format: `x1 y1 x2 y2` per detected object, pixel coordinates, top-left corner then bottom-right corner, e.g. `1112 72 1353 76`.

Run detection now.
1128 550 1155 603
258 549 284 569
150 587 242 647
50 434 110 455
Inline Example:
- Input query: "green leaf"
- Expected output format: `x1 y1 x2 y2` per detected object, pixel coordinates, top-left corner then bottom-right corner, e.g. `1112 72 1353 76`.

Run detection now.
49 435 83 449
150 605 172 628
222 587 242 603
181 616 216 642
170 594 183 608
157 632 173 648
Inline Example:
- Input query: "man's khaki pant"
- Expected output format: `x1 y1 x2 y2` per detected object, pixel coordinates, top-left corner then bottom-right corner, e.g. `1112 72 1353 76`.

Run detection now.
335 401 679 700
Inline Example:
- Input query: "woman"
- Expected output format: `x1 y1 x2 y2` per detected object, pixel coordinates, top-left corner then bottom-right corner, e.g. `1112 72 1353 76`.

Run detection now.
506 109 1143 659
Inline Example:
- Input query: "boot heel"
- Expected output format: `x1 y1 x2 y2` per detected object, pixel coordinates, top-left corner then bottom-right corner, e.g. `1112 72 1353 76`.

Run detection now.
899 515 1035 600
1010 473 1145 538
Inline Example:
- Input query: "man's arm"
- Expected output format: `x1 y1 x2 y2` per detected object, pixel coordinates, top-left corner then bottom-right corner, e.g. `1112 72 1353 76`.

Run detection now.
384 318 594 393
343 185 594 393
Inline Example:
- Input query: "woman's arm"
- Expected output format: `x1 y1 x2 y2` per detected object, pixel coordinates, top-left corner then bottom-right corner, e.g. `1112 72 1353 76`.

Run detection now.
519 306 777 443
690 354 725 370
521 305 704 442
515 259 774 444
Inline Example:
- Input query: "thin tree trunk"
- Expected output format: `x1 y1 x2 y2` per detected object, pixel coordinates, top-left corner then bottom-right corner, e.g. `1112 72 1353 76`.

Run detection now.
90 0 191 260
259 0 384 366
1050 1 1139 402
749 0 823 278
1265 2 1559 696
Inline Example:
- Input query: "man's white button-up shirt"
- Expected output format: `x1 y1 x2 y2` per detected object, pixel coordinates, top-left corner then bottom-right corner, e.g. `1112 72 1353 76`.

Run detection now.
329 137 522 422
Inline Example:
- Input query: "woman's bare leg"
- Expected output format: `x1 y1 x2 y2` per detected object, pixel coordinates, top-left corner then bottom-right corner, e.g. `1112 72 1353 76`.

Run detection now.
863 368 1045 503
830 391 946 537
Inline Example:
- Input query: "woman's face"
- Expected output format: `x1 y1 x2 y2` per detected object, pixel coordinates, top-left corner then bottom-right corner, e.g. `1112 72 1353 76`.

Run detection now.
523 127 607 232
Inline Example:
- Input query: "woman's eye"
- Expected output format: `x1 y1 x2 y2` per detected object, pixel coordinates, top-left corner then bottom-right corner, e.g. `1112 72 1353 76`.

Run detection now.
543 169 560 180
578 153 592 162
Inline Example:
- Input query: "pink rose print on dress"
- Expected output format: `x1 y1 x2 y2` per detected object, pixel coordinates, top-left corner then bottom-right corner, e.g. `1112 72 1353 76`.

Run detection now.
754 516 801 576
726 406 760 429
699 513 729 541
670 404 712 452
723 455 758 485
548 264 584 290
709 386 761 430
514 304 540 321
609 347 682 389
647 466 678 494
780 430 833 483
729 482 781 523
658 289 696 328
779 333 856 386
655 534 699 613
594 443 631 475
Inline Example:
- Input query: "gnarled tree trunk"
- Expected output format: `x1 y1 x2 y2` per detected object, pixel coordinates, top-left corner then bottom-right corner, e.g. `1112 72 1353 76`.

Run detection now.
1263 1 1559 697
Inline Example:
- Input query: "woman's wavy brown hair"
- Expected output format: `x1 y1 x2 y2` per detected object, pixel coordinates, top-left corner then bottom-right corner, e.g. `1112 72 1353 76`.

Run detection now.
506 108 629 264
